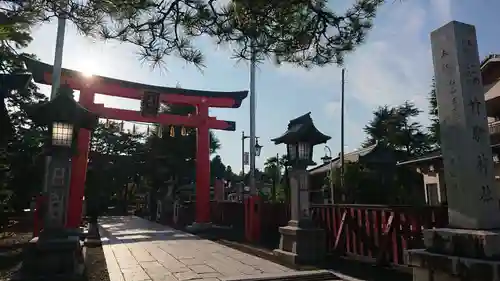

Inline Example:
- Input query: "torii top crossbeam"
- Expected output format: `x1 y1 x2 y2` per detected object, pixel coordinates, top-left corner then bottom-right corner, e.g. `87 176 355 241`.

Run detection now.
24 58 248 109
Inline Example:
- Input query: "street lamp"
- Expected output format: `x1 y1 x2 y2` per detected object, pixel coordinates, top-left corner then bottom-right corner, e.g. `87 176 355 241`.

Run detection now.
241 131 263 192
255 139 263 157
322 146 334 204
271 112 331 265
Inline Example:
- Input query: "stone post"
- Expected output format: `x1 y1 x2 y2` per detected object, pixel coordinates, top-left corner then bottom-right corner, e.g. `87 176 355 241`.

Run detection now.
406 21 500 281
273 167 325 264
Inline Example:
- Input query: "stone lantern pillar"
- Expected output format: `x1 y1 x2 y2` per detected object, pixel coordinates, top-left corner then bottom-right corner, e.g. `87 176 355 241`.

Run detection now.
271 112 331 265
18 85 98 280
26 85 98 231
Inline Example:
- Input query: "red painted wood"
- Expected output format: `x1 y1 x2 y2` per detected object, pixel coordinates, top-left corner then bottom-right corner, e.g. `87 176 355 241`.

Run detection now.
310 204 448 267
365 209 372 257
44 73 239 108
357 208 364 256
195 104 210 224
66 90 95 228
88 104 233 130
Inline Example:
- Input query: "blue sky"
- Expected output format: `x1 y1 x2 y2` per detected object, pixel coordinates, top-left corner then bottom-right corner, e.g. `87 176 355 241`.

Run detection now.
23 0 500 173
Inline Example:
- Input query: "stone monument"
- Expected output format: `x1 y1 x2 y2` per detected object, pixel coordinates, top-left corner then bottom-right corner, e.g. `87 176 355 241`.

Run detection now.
406 21 500 281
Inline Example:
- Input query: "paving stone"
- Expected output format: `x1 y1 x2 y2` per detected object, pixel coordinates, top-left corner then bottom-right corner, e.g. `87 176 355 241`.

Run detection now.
173 271 200 281
179 258 205 266
129 246 155 262
188 264 216 274
108 268 125 281
198 272 223 279
99 216 295 281
121 267 151 281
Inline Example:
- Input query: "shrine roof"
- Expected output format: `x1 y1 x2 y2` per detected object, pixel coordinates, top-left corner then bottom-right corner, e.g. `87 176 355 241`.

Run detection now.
397 143 500 166
308 141 391 175
24 58 248 107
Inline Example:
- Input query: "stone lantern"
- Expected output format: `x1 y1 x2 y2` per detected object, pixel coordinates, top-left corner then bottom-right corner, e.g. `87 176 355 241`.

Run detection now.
0 73 32 145
26 85 98 229
16 85 98 280
271 112 330 265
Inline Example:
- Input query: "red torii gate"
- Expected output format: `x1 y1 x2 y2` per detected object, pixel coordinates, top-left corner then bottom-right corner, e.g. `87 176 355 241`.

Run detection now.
25 59 248 228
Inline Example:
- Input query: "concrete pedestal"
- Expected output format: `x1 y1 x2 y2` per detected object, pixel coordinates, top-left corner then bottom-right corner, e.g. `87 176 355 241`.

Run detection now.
186 222 212 233
14 230 86 281
406 228 500 281
273 220 325 265
84 221 101 246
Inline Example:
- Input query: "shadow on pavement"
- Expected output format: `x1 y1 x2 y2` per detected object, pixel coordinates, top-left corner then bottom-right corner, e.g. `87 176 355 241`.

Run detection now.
98 216 200 245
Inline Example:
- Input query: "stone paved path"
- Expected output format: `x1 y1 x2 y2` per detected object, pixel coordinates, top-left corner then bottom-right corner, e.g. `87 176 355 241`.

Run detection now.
99 216 294 281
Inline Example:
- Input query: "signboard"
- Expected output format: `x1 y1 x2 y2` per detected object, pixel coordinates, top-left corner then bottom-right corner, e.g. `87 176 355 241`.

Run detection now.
243 152 249 165
140 91 160 117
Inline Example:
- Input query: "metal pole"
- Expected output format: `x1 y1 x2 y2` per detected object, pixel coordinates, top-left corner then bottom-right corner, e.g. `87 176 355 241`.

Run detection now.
249 42 257 195
324 146 334 204
241 131 245 177
44 2 68 199
340 69 346 194
50 7 68 99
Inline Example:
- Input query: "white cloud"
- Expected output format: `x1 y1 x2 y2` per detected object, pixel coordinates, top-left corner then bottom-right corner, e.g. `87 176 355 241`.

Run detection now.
280 0 438 133
430 0 453 23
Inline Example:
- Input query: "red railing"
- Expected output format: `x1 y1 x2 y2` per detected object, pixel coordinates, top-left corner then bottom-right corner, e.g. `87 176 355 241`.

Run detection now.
310 204 448 266
259 202 290 246
210 201 245 231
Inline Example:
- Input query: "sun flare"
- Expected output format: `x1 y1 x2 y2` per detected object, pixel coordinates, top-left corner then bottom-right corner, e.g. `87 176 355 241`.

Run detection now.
78 60 97 78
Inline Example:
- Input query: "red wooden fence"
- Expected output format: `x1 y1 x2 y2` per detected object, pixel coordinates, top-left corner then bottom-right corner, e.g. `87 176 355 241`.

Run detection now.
165 201 449 267
310 204 448 266
210 201 245 232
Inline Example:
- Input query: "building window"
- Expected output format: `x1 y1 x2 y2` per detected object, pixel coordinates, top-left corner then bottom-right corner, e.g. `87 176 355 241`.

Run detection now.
425 183 439 205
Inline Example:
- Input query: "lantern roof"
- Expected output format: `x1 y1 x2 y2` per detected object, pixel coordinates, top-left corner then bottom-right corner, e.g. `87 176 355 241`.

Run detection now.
271 112 331 145
26 85 98 130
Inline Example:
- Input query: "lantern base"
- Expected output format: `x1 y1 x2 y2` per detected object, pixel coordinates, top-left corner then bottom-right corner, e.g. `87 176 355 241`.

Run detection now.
186 222 212 233
273 220 325 265
14 232 86 281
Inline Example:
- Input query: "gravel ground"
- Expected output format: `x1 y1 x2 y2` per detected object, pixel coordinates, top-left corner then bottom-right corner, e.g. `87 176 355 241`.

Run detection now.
0 220 33 281
85 243 110 281
0 216 110 281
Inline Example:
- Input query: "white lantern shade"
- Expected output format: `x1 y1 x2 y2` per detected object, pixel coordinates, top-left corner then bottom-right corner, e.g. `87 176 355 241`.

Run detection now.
298 142 311 160
52 122 73 147
287 143 297 161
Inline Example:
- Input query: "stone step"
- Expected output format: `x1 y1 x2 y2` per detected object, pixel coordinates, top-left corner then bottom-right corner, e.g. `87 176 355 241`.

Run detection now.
221 270 341 281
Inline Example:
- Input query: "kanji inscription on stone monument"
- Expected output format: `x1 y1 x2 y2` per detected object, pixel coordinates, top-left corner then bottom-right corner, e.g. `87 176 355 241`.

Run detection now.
431 21 500 229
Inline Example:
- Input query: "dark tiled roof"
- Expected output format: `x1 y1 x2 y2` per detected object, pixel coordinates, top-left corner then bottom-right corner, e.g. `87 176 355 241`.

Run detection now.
397 144 500 166
308 142 379 175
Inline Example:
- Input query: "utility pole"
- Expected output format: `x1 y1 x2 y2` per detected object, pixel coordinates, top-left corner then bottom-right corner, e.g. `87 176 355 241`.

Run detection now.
241 131 246 177
249 42 257 195
340 69 346 193
45 1 68 197
50 2 68 99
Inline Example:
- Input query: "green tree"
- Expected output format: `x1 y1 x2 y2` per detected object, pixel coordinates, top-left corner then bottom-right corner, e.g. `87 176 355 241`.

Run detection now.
428 79 440 147
5 0 389 68
210 155 226 184
363 102 431 159
0 10 47 211
86 121 145 214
